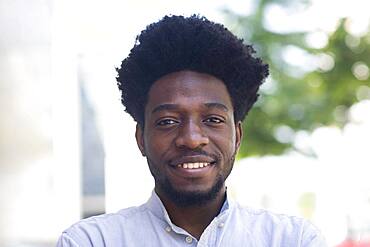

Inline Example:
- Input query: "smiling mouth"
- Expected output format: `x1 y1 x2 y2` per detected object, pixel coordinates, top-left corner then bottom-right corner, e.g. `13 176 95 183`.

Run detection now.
169 154 217 173
177 162 210 169
169 160 217 179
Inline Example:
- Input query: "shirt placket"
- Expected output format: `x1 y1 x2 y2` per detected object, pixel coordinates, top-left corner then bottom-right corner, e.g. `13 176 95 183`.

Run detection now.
197 214 228 247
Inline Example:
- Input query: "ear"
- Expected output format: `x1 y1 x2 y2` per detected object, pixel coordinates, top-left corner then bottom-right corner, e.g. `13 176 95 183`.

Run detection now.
135 124 146 156
235 121 243 152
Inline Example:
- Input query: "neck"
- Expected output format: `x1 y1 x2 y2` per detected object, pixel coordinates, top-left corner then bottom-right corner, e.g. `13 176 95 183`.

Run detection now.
156 187 226 240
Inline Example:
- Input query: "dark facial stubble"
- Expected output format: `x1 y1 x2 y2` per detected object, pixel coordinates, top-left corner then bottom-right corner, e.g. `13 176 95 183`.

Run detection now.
147 151 236 208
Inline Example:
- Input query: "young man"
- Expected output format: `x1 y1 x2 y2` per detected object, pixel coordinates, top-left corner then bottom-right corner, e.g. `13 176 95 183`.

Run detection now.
57 15 326 246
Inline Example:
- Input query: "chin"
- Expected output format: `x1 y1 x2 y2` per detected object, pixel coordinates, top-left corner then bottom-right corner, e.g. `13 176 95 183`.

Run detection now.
159 175 225 207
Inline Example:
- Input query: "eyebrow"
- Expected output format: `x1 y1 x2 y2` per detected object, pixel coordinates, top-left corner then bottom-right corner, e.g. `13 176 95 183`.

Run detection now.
204 102 229 112
151 102 229 114
151 104 179 114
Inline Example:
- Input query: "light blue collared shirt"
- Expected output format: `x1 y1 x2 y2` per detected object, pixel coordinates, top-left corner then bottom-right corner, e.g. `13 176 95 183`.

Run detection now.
57 191 326 246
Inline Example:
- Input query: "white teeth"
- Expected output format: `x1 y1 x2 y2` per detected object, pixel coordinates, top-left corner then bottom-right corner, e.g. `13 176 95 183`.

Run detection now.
178 162 210 169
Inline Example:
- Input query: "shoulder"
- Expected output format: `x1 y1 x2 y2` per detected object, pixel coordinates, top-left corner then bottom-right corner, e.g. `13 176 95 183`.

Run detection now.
232 204 327 246
57 205 149 246
70 205 146 231
235 204 305 228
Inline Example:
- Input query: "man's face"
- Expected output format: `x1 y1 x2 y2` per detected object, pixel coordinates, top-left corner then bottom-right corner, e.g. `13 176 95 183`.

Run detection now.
136 70 242 207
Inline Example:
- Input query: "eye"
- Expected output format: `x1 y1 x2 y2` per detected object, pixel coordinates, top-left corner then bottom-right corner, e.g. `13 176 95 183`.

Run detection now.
204 116 225 125
156 118 179 126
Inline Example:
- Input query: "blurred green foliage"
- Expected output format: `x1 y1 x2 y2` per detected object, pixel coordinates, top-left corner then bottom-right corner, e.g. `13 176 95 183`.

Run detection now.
223 0 370 158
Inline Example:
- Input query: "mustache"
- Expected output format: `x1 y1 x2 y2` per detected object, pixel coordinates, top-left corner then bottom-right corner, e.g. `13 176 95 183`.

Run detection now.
178 149 209 156
169 149 221 163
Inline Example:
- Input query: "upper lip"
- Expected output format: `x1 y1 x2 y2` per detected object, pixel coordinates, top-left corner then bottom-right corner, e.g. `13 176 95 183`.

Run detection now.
169 155 216 167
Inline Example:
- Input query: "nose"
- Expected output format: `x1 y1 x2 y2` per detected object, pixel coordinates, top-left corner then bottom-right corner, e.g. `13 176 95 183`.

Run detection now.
175 120 209 149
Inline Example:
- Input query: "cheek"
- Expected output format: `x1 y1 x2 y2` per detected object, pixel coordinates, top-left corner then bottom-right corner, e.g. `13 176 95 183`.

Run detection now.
144 133 172 160
144 138 159 159
213 132 236 158
224 127 236 148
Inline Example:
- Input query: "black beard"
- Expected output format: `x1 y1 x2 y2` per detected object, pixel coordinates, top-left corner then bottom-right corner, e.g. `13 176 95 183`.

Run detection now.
147 152 236 208
158 173 224 207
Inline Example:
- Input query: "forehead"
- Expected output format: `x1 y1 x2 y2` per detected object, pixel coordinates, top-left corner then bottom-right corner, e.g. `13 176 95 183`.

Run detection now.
146 71 233 113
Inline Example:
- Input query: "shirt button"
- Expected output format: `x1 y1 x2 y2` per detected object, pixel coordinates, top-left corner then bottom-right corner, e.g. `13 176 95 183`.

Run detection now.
185 236 193 244
218 222 225 228
165 226 171 232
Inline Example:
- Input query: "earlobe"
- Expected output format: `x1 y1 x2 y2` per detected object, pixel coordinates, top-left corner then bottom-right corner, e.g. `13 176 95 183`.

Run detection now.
135 124 146 156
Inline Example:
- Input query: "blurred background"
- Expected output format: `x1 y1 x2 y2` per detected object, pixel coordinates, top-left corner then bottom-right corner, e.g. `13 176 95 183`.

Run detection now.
0 0 369 246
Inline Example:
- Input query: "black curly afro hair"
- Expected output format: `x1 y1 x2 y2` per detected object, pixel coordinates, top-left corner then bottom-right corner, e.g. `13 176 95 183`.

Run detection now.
116 15 269 127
